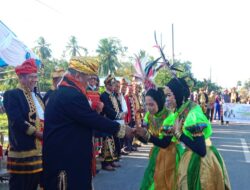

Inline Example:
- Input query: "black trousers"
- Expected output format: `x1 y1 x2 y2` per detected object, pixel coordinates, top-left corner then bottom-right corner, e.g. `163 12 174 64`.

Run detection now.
120 137 125 149
113 136 121 159
9 172 41 190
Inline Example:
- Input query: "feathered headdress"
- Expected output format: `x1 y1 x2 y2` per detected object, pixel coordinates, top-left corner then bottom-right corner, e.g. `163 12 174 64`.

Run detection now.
133 54 161 91
153 31 183 78
153 31 196 90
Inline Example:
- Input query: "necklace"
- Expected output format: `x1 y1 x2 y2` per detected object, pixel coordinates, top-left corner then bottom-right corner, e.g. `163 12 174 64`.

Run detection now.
148 108 169 136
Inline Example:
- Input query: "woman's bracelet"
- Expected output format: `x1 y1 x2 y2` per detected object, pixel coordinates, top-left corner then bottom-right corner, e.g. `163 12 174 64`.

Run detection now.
144 130 151 142
174 130 182 140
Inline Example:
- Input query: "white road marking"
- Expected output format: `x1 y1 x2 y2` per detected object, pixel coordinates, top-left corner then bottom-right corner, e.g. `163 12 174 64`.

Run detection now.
217 148 249 153
214 130 250 134
240 138 250 163
211 136 239 140
221 145 250 148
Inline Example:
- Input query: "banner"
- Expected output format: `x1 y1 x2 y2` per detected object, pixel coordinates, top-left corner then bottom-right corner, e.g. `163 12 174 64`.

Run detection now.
0 20 40 67
223 103 250 123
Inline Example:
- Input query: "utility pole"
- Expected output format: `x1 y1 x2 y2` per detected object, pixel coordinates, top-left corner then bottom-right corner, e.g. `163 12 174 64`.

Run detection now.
209 65 212 82
172 23 175 65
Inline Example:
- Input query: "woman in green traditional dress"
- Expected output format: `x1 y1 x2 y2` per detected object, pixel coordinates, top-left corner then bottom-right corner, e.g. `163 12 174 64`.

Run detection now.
135 88 184 190
163 77 231 190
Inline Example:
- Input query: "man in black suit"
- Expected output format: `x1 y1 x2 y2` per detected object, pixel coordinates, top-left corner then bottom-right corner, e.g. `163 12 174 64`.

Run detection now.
43 57 133 190
100 76 127 170
4 59 44 190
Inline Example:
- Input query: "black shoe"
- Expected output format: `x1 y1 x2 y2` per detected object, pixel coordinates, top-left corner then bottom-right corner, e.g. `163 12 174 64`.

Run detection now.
131 147 138 151
111 162 121 168
133 144 141 148
124 148 132 152
102 165 115 171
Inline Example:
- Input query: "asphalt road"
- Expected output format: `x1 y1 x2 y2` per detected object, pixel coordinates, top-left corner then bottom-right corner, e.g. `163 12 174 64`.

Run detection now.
1 122 250 190
93 144 151 190
211 122 250 190
94 122 250 190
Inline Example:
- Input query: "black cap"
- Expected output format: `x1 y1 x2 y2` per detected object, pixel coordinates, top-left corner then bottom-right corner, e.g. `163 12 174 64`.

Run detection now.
166 78 190 109
146 88 165 113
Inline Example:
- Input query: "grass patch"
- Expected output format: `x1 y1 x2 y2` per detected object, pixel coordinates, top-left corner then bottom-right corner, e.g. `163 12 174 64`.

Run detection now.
0 114 8 148
0 114 8 134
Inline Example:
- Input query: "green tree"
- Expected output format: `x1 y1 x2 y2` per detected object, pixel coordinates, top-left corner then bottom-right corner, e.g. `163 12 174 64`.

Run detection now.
0 67 17 91
237 80 242 87
138 49 146 59
38 59 68 92
0 59 68 92
65 36 88 57
193 79 221 93
244 78 250 90
154 60 193 87
153 59 222 92
0 114 8 138
115 61 135 79
154 68 172 87
34 37 52 60
96 37 127 76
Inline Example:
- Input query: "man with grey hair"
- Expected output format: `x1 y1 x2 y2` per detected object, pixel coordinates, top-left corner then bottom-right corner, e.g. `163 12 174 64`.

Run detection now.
43 57 134 190
3 58 44 190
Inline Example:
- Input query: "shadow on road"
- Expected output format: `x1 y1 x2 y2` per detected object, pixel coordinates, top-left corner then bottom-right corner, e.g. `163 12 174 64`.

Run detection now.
93 145 151 190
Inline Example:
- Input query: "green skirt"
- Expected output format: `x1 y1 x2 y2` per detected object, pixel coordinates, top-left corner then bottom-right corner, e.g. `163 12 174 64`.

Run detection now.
140 143 184 190
177 146 231 190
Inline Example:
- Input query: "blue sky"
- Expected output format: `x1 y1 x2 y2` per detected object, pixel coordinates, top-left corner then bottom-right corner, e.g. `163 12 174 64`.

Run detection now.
1 0 250 88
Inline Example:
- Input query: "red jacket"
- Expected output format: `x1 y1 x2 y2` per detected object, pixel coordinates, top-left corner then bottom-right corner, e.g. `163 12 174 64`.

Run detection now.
125 95 133 124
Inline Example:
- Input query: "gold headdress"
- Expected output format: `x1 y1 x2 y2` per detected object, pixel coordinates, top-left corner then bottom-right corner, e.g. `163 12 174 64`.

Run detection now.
69 56 99 75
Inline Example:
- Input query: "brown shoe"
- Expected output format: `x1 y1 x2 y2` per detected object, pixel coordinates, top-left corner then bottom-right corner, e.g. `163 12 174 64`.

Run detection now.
133 144 141 147
102 165 115 171
111 162 121 168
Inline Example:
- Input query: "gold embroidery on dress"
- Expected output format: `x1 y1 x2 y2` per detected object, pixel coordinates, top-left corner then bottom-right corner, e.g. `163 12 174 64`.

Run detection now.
129 96 136 121
101 136 116 161
133 95 140 111
148 115 162 137
18 85 44 152
18 85 37 122
58 170 67 190
133 95 142 122
109 94 120 113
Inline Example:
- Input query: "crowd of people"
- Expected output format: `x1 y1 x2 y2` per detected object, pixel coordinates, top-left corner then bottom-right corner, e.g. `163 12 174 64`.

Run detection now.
2 57 143 189
1 56 235 190
190 87 250 125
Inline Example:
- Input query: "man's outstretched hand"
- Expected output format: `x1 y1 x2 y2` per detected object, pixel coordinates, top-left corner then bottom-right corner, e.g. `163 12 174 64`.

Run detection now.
134 126 147 137
125 126 136 138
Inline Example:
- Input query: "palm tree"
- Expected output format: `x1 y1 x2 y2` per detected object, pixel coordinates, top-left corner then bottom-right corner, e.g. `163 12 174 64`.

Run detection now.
96 38 125 76
237 81 242 87
244 79 250 90
138 49 146 59
1 67 18 90
115 61 135 78
34 37 52 60
65 36 88 57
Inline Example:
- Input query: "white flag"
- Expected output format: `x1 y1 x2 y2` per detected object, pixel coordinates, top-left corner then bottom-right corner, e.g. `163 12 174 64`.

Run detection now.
0 20 40 67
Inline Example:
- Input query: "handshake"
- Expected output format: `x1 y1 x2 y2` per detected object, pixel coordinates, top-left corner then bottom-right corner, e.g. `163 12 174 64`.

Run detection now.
124 125 150 142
